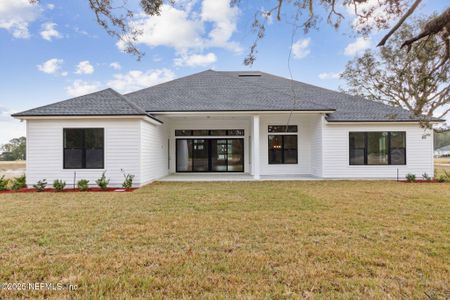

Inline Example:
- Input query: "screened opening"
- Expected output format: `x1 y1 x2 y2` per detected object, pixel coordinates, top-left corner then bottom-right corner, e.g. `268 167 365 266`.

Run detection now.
64 128 104 169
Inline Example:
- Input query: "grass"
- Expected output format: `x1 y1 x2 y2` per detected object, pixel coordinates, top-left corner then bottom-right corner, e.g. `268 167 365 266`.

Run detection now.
435 157 450 178
0 161 26 179
0 160 26 170
0 181 448 299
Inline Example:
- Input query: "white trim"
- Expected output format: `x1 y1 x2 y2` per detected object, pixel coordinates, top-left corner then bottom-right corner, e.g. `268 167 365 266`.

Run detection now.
14 115 162 126
326 121 441 125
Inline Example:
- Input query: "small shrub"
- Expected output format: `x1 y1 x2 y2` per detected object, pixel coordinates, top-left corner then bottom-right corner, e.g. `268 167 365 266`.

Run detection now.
437 175 448 183
33 179 47 192
96 171 110 190
53 179 66 192
77 179 89 191
11 175 26 190
422 173 431 181
0 176 9 191
405 173 416 183
121 169 135 189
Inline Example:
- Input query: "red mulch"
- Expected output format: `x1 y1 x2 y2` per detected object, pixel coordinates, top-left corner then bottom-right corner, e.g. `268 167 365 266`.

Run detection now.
0 187 137 194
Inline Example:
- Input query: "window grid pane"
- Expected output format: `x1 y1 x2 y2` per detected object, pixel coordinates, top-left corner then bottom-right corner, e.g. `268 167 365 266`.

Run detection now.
349 131 406 166
268 135 298 164
64 128 104 169
268 125 298 133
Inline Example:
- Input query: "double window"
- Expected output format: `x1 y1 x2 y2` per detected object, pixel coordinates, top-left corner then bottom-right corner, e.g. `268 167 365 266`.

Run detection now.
63 128 104 169
349 131 406 165
268 125 298 164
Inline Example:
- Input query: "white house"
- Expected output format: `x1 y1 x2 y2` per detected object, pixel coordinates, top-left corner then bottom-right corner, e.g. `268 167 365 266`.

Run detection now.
12 70 441 187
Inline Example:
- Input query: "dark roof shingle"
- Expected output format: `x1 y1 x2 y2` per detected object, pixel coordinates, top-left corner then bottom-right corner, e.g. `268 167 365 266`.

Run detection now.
13 70 441 122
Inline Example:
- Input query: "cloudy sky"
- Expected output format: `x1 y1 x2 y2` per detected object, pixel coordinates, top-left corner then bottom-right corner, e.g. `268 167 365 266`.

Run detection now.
0 0 447 144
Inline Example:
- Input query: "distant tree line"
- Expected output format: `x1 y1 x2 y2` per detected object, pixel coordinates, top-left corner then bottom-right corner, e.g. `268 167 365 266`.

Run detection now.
1 137 26 161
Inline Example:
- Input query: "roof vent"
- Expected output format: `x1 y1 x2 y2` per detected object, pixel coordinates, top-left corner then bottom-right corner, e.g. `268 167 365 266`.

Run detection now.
238 72 261 77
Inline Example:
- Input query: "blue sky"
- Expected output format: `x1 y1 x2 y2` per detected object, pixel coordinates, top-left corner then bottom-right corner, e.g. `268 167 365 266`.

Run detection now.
0 0 447 144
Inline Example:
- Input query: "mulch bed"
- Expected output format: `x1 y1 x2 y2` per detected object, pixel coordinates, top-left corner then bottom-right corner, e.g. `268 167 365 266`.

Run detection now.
0 187 137 194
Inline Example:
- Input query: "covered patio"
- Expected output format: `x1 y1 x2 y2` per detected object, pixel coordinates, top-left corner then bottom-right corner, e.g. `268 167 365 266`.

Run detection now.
158 173 319 182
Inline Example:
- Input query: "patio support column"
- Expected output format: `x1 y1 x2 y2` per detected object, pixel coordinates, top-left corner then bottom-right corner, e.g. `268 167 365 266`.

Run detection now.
252 115 260 179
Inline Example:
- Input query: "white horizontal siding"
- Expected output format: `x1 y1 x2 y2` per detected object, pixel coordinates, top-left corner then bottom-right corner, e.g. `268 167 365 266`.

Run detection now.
26 119 141 187
259 114 322 175
140 118 169 184
310 115 323 177
322 123 434 179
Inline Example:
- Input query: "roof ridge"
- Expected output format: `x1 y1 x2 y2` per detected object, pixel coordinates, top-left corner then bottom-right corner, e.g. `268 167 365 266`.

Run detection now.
258 72 413 114
218 71 334 111
108 89 163 123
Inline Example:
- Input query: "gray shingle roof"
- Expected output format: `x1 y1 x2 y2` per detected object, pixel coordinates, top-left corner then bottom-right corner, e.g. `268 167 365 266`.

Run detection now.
13 70 441 122
125 70 334 111
12 88 162 123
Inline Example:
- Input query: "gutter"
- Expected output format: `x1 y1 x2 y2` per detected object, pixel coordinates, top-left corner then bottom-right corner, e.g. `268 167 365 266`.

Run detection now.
11 114 164 125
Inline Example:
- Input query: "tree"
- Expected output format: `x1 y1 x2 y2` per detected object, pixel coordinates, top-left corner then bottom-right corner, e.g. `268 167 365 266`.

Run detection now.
1 137 26 161
29 1 450 65
341 17 449 127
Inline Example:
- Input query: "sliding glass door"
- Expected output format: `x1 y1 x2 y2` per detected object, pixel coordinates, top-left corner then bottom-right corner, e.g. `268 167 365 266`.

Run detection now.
176 138 244 172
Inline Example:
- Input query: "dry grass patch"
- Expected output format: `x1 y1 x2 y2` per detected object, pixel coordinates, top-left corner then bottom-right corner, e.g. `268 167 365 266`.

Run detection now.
0 160 26 170
0 181 448 299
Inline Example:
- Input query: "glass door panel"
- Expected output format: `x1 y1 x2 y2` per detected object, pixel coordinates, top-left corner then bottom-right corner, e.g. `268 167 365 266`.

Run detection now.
211 139 228 171
227 139 244 171
193 139 209 171
176 139 193 171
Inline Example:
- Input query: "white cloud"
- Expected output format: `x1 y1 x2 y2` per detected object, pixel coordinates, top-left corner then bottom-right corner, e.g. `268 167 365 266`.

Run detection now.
118 0 240 53
318 72 341 80
0 0 41 38
110 62 121 70
0 106 25 145
292 38 311 59
40 22 61 41
118 5 203 51
47 3 55 10
344 37 371 56
0 105 14 122
65 80 101 97
107 69 175 93
37 58 63 74
174 52 217 67
75 60 95 74
201 0 240 51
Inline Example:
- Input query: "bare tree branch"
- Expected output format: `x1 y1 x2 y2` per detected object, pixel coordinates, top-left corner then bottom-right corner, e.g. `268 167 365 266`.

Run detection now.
377 0 422 47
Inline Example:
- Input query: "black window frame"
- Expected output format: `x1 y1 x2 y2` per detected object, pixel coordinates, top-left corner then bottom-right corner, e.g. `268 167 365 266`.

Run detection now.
268 125 298 133
268 134 298 164
63 128 105 169
175 129 245 136
349 131 406 166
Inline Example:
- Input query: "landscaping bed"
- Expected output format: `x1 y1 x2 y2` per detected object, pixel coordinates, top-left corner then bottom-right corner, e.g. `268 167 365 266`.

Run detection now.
0 187 137 194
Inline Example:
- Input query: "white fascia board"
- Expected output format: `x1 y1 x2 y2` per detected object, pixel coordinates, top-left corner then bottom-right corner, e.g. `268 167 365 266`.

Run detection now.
12 115 162 126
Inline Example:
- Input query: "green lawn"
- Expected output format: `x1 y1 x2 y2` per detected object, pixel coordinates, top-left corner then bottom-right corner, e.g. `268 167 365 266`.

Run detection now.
0 181 449 299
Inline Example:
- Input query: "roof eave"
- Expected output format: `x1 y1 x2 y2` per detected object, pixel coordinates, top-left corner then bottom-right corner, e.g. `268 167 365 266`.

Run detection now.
11 113 163 125
326 119 445 124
